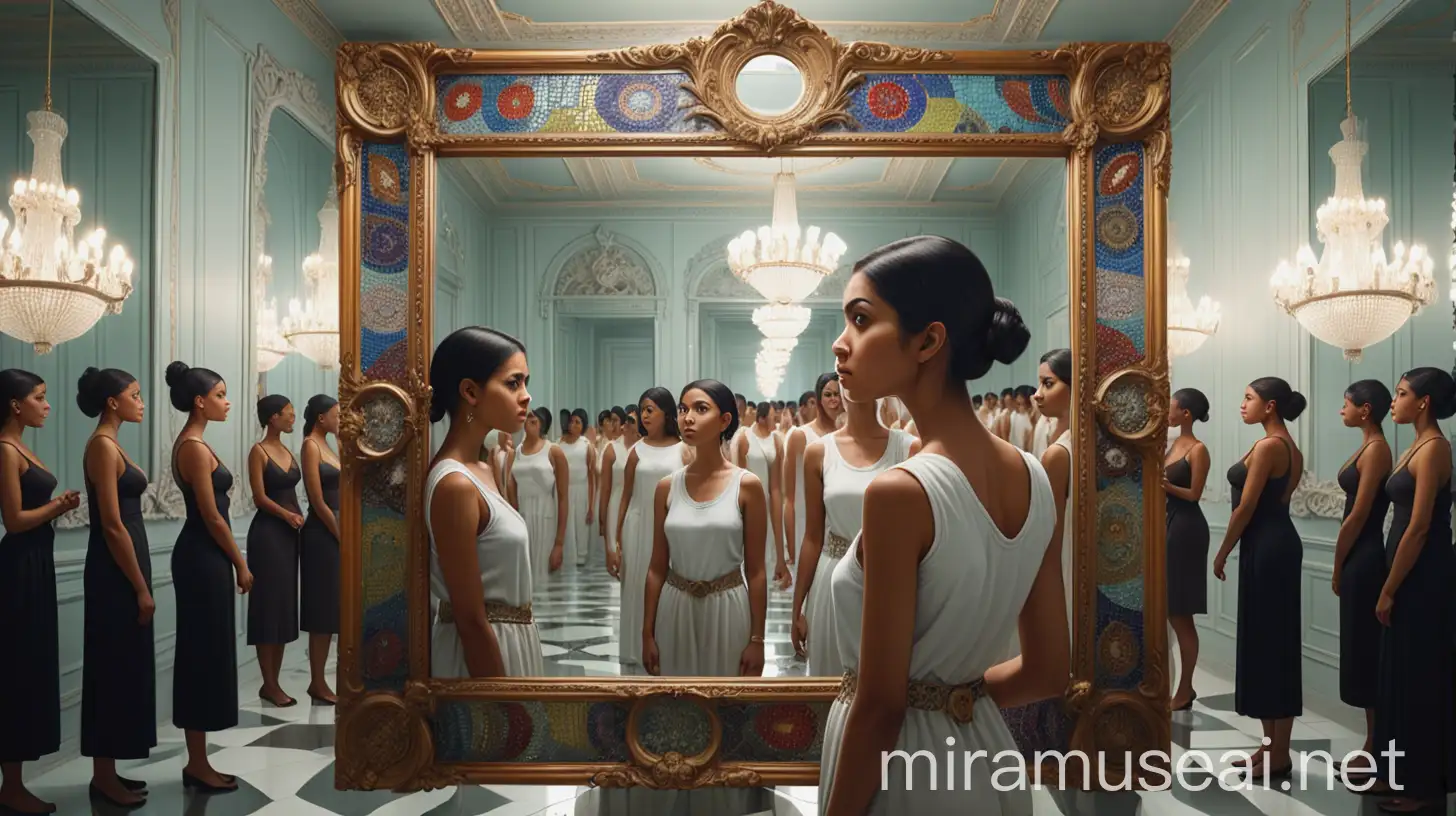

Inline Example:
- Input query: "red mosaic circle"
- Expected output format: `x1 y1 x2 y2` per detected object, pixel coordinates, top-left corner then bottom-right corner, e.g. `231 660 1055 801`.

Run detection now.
443 81 482 122
1099 153 1141 197
496 83 536 121
365 629 404 677
501 703 535 759
866 81 911 120
752 704 816 752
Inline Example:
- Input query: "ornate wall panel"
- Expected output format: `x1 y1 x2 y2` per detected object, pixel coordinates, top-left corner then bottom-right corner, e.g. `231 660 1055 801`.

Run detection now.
334 0 1172 791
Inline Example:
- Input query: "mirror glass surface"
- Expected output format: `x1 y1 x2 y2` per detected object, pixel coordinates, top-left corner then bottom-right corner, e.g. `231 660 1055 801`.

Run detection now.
431 155 1069 681
735 54 804 116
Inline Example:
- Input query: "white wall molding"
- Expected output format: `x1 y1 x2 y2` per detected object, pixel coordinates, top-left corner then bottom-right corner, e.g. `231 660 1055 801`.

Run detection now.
270 0 343 57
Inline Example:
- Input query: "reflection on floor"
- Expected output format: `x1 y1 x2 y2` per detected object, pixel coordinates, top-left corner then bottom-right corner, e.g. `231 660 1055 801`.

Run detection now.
26 567 1455 814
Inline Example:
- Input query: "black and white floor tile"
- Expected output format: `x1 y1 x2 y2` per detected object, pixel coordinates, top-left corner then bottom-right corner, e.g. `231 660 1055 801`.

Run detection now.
26 568 1453 814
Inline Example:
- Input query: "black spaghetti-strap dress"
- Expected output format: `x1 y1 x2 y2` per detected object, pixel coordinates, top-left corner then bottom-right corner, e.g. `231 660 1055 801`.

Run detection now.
1228 438 1303 719
1165 453 1209 616
0 448 60 762
246 450 301 645
81 448 156 759
171 444 239 732
300 456 340 635
1336 442 1389 709
1373 439 1455 797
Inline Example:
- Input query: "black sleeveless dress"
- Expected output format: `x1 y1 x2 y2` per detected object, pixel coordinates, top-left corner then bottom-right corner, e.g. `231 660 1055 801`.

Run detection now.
81 446 156 759
1336 442 1389 709
171 442 238 731
1165 453 1209 616
0 447 60 762
246 449 301 645
1228 438 1302 719
300 455 340 634
1373 439 1455 797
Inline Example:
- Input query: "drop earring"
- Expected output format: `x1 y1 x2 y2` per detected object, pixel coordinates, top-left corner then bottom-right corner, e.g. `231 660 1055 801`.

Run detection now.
466 410 475 425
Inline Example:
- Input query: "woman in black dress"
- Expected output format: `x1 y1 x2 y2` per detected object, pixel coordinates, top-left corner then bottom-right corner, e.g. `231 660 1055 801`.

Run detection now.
78 367 155 807
0 370 78 814
1366 367 1455 812
1330 379 1391 766
167 361 248 793
1212 376 1304 779
300 394 340 704
1163 387 1211 713
247 395 305 707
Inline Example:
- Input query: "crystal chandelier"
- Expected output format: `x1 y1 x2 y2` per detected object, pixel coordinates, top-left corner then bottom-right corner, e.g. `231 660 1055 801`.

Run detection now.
0 0 133 355
727 165 846 306
1167 251 1221 359
1269 0 1435 362
254 255 288 373
282 185 340 370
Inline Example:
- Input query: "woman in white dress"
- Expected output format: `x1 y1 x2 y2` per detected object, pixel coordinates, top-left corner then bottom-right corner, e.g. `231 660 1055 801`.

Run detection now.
792 396 918 674
612 388 688 670
820 236 1071 816
597 407 632 573
784 374 841 569
642 380 768 677
733 401 790 589
993 387 1015 441
508 408 567 585
557 410 597 570
425 327 545 678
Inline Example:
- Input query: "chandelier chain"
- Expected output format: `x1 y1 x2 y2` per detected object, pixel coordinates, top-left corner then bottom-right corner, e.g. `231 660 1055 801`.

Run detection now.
1344 0 1352 119
44 0 54 112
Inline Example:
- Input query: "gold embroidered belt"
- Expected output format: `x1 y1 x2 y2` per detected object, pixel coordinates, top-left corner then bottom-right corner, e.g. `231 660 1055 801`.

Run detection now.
666 568 743 598
837 671 987 724
436 600 534 626
823 531 851 559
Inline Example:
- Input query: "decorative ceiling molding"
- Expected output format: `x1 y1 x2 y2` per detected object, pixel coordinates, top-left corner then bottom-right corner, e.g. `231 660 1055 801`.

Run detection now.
458 156 1006 208
430 0 1060 45
1166 0 1229 55
272 0 345 57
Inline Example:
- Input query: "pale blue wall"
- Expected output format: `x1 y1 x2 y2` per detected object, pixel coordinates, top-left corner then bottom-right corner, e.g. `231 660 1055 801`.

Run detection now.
477 210 1002 414
993 159 1071 388
1169 0 1447 705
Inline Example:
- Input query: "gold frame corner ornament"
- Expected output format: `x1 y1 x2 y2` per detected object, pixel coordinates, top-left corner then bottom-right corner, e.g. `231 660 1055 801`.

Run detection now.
335 0 1173 793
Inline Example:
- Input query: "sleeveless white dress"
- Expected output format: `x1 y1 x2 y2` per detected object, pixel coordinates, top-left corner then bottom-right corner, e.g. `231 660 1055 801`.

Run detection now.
743 428 780 572
618 441 684 668
820 452 1054 815
1010 411 1033 452
1006 429 1075 661
604 438 628 559
789 425 822 561
425 460 545 677
806 429 914 677
558 437 592 568
511 442 558 585
655 468 753 677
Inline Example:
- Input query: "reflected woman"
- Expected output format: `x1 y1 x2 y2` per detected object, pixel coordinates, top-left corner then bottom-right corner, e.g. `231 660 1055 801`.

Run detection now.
168 361 246 792
1213 376 1305 779
509 408 567 586
78 368 154 807
820 236 1066 816
1032 349 1074 651
733 401 790 590
300 395 341 704
1330 379 1391 764
1366 367 1456 812
426 327 544 677
784 374 841 571
614 388 687 672
598 407 630 575
1163 387 1212 712
246 395 304 708
0 370 77 814
792 385 917 676
642 380 767 677
558 409 596 570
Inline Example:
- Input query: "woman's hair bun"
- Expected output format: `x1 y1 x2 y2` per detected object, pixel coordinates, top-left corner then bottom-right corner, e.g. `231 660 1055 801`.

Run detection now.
985 297 1031 366
1283 390 1308 421
165 360 190 388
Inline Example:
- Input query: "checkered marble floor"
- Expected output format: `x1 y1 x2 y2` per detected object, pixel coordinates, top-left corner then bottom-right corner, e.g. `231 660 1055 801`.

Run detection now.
23 570 1455 814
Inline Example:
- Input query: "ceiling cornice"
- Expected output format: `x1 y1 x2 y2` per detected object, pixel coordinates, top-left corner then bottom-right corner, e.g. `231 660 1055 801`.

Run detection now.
430 0 1060 46
272 0 344 57
1166 0 1229 54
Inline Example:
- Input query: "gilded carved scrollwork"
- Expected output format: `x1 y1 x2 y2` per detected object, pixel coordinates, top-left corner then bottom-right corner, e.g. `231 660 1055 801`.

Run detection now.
334 692 433 791
337 355 432 462
585 0 950 150
1069 692 1169 782
337 42 437 149
1093 365 1172 457
1040 42 1172 147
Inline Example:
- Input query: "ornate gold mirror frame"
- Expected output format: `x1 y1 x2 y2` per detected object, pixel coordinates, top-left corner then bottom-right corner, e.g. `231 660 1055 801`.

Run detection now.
333 0 1172 792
